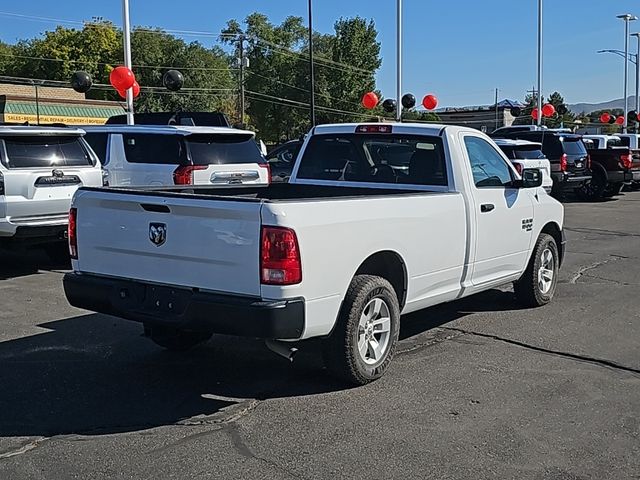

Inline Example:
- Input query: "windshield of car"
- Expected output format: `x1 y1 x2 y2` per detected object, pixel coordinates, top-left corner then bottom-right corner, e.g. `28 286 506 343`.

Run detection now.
296 134 448 186
1 135 93 168
187 134 265 165
561 138 587 155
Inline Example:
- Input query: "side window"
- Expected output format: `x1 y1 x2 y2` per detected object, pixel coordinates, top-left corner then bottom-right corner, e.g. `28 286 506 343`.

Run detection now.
122 134 184 164
83 133 109 164
464 136 514 188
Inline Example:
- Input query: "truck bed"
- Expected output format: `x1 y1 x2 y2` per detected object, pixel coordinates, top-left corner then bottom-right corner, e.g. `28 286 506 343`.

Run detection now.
79 183 433 203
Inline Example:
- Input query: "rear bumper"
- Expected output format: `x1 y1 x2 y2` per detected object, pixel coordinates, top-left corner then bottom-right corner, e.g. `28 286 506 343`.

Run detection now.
63 273 305 340
0 218 67 244
551 173 591 189
606 170 639 184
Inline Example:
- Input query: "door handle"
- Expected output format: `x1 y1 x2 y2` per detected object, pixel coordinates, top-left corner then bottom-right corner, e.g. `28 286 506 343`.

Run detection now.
480 203 495 213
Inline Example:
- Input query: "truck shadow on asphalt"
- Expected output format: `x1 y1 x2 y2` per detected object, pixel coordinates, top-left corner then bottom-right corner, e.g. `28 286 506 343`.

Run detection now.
0 289 520 438
0 248 70 280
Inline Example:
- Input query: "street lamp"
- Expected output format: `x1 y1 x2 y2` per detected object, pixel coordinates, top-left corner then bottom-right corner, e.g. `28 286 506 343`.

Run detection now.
596 49 637 64
617 13 637 132
632 33 640 113
536 0 543 127
396 0 402 122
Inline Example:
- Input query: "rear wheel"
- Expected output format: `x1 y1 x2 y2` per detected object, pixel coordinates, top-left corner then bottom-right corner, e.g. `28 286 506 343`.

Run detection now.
577 170 606 201
514 233 559 307
144 324 212 352
603 182 624 198
322 275 400 386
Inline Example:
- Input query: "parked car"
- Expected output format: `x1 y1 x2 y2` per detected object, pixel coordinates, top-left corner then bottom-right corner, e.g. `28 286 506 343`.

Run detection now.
491 125 545 137
83 125 270 187
64 122 564 386
500 130 592 197
492 138 553 193
105 111 230 127
615 134 640 189
581 134 640 199
0 125 103 260
266 140 302 182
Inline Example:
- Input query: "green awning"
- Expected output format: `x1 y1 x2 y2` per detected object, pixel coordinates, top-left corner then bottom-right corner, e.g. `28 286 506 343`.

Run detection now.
4 101 124 118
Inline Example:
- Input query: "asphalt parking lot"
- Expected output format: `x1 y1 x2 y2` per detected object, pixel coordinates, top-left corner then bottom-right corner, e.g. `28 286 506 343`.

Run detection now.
0 192 639 480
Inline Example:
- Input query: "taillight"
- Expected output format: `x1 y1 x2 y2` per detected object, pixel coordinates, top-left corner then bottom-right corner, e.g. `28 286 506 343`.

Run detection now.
259 162 271 184
513 162 524 175
173 165 207 185
69 208 78 259
356 124 392 134
586 154 592 170
620 154 633 169
261 226 302 285
560 154 568 172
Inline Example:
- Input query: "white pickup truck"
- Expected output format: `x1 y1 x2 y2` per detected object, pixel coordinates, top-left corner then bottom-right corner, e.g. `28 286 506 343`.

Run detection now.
64 123 565 385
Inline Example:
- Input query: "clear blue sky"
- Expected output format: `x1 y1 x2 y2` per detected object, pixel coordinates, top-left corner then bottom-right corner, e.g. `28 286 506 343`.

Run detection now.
1 0 639 107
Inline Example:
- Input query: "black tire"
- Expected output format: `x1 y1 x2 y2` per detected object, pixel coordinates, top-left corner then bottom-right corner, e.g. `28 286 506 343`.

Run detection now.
577 170 606 201
603 182 624 198
514 233 559 307
144 323 212 352
322 275 400 386
43 242 70 266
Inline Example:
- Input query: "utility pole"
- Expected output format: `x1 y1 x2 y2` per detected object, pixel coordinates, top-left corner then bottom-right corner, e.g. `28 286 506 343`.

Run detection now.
238 35 246 127
632 33 640 114
494 88 499 129
122 0 134 125
308 0 316 127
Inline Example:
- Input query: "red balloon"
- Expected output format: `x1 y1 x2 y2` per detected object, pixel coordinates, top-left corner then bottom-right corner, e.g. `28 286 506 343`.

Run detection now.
615 116 625 125
422 94 438 110
132 81 140 98
542 103 555 117
361 92 379 110
110 66 135 91
600 112 611 123
531 108 539 120
117 88 127 99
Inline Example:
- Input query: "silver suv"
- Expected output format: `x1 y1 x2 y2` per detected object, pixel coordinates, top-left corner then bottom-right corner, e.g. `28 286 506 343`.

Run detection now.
0 126 103 256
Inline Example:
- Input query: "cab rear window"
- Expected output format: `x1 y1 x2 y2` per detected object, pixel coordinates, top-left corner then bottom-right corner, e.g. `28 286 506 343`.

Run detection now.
186 134 265 165
296 134 448 186
1 135 93 168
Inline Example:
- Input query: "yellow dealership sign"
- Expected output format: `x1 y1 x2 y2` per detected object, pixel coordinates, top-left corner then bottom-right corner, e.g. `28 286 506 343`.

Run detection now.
4 113 108 125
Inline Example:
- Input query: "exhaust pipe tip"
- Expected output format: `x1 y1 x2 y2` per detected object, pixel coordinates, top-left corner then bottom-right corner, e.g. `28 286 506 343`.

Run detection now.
265 339 298 362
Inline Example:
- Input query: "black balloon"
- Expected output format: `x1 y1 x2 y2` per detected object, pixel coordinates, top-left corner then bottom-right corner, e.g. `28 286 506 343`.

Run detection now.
401 93 416 109
628 110 638 122
608 116 617 124
70 71 92 93
556 104 568 115
382 98 397 113
163 69 184 91
510 107 522 117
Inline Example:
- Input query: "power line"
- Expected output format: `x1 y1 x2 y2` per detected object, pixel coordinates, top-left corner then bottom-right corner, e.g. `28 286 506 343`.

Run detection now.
0 52 237 71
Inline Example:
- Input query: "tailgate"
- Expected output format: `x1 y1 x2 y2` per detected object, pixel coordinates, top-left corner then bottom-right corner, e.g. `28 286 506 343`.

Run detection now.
2 167 101 219
73 189 263 296
630 149 640 169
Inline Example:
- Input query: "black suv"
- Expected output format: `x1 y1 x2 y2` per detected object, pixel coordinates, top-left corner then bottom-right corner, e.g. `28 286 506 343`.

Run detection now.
500 131 592 197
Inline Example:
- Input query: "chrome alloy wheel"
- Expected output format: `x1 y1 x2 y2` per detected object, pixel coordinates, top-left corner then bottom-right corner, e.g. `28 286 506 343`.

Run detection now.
357 297 391 365
538 247 555 294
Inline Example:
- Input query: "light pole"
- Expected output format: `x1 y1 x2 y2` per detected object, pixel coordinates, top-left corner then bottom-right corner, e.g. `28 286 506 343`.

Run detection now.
617 13 637 132
536 0 543 127
122 0 134 125
396 0 402 122
632 33 640 113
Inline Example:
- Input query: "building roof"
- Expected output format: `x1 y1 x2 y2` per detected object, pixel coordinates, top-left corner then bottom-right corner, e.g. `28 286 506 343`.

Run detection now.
3 101 124 119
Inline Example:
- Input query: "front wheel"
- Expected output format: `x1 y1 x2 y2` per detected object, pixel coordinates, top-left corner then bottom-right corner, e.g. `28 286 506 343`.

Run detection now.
322 275 400 386
144 324 212 352
514 233 559 307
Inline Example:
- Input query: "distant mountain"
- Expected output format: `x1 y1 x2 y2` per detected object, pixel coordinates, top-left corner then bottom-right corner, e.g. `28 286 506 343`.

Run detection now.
569 96 637 114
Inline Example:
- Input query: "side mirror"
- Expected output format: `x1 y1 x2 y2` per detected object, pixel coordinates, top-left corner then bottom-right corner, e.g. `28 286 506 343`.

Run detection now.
519 168 543 188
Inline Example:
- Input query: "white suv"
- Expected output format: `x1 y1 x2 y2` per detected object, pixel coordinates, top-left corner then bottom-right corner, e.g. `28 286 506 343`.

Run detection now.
82 125 270 187
0 125 103 255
